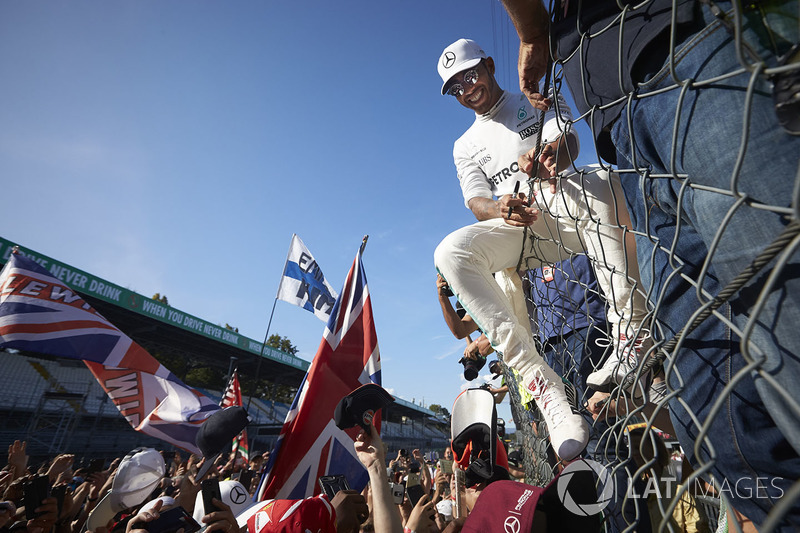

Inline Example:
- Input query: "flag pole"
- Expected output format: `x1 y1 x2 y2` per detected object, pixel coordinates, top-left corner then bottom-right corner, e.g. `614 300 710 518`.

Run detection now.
248 235 295 409
247 299 278 409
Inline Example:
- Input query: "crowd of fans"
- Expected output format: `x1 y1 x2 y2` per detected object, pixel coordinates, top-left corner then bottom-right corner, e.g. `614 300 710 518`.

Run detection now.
0 440 249 533
0 432 508 533
0 402 722 533
2 0 798 530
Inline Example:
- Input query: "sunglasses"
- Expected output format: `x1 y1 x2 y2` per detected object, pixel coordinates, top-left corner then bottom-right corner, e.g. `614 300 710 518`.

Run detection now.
446 66 480 97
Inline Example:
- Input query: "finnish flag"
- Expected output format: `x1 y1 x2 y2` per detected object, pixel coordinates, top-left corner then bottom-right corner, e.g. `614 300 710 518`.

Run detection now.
276 234 338 321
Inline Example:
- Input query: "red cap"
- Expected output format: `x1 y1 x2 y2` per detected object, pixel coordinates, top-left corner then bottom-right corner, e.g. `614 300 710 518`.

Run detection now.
463 473 603 532
245 496 336 533
462 481 544 533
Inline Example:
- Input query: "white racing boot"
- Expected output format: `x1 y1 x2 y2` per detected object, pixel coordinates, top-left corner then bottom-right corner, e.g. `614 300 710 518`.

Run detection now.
524 363 589 461
587 330 652 391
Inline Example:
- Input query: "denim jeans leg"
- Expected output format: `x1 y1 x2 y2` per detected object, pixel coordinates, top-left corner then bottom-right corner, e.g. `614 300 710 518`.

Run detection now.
543 324 610 403
609 2 800 525
615 157 800 529
587 419 654 533
620 0 800 450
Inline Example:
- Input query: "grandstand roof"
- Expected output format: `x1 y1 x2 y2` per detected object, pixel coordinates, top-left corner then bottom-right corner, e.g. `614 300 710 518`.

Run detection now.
0 235 308 386
0 236 437 418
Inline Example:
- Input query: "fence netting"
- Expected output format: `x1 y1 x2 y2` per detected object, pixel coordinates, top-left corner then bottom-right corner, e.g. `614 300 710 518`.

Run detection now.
500 1 800 532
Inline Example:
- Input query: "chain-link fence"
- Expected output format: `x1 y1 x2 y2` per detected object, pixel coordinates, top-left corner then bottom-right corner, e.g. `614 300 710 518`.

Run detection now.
494 1 800 532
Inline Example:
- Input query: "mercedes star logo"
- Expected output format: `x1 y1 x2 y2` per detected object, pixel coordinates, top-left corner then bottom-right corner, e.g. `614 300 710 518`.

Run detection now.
443 51 456 69
504 516 521 533
230 485 248 504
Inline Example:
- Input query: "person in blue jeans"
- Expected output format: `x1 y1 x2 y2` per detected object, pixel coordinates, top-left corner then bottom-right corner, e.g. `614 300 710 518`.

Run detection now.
500 0 800 529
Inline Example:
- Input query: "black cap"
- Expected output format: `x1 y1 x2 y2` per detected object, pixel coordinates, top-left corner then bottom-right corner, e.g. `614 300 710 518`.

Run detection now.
334 383 395 432
195 406 250 480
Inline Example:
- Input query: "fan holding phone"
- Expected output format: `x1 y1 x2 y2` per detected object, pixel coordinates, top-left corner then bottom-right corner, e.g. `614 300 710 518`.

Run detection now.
126 495 238 533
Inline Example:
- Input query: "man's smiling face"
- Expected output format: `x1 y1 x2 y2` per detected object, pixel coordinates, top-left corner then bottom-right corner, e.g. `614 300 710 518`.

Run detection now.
450 58 502 115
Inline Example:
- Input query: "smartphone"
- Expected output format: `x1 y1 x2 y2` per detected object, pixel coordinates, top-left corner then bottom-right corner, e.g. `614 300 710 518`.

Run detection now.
453 468 465 520
318 475 350 499
238 470 254 491
406 472 420 488
438 459 453 474
201 479 221 515
86 458 105 474
388 482 405 505
52 485 67 517
144 506 201 533
24 474 50 520
407 484 426 508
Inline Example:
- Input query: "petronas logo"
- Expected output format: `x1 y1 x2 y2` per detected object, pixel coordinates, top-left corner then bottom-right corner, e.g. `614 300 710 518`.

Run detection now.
518 107 527 120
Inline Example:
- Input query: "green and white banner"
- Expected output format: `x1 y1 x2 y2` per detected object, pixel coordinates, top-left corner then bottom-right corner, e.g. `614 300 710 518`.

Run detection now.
0 236 308 371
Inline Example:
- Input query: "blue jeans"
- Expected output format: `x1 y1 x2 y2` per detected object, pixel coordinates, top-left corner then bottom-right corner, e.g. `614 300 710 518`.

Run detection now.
542 323 609 404
540 325 651 532
586 419 655 533
611 0 800 528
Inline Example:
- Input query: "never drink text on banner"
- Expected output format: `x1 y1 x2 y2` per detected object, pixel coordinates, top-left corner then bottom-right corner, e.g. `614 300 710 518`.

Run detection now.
0 251 219 454
0 236 308 370
257 244 381 500
276 234 338 322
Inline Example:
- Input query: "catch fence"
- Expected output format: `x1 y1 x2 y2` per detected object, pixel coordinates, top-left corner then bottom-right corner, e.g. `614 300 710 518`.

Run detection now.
500 1 800 531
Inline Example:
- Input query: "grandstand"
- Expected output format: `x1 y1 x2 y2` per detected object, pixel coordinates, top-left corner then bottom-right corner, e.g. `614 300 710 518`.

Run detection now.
0 236 448 463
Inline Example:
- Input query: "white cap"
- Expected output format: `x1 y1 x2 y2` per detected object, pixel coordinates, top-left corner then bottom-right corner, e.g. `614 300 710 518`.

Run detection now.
436 499 454 520
86 448 166 531
437 39 487 94
140 496 176 515
192 480 254 524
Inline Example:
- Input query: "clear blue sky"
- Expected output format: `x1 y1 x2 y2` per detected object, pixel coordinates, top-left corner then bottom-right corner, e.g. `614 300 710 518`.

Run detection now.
0 1 596 430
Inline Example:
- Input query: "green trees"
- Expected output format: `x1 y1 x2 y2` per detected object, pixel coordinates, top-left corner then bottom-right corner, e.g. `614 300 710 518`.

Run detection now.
266 334 298 355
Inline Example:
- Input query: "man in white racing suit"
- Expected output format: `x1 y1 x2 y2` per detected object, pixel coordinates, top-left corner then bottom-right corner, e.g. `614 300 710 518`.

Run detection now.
433 39 649 462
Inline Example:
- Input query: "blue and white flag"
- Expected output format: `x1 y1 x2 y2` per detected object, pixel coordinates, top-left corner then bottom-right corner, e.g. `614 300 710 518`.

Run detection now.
276 235 338 322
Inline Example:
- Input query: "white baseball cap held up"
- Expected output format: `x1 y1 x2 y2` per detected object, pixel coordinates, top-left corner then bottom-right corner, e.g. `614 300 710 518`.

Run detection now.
437 38 487 95
86 448 166 531
193 480 256 524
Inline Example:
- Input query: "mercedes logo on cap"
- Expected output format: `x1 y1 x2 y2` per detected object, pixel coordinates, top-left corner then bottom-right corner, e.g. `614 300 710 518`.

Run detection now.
442 51 456 69
230 484 248 504
504 516 521 533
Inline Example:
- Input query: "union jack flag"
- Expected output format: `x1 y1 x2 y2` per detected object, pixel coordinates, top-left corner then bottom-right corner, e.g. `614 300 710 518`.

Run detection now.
0 251 219 454
221 370 249 461
256 242 382 500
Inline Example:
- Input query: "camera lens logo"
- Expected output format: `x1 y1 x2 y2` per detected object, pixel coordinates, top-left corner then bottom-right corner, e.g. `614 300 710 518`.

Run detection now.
557 459 614 516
